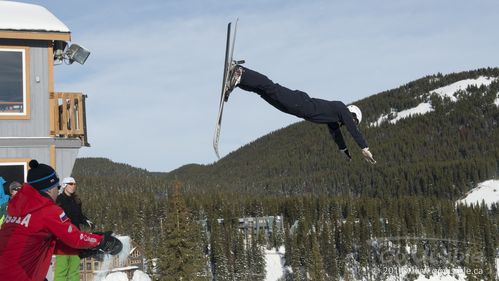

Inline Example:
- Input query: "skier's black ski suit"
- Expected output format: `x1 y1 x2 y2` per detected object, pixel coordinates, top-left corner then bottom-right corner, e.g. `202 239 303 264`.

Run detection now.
238 67 368 150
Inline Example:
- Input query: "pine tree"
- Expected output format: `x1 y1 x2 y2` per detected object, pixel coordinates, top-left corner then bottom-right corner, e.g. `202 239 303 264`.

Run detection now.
248 228 266 281
271 216 284 250
306 230 326 281
232 225 249 280
157 182 208 280
210 219 231 281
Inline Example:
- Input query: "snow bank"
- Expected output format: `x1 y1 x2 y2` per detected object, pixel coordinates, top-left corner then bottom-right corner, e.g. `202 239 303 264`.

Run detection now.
265 246 285 281
100 270 151 281
457 179 499 208
104 272 128 281
132 270 152 281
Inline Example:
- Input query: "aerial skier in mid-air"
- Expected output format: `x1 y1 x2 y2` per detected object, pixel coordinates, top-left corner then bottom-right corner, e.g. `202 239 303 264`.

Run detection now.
224 63 377 164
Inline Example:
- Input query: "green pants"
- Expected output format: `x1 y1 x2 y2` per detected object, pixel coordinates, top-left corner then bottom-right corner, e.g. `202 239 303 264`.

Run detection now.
54 255 81 281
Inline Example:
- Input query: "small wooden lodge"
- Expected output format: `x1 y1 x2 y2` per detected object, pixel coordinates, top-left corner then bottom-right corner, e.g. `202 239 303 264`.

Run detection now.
0 1 90 184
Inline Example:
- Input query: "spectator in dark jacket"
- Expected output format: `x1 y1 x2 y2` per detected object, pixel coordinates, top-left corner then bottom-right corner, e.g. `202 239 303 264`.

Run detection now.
54 177 94 281
56 177 93 229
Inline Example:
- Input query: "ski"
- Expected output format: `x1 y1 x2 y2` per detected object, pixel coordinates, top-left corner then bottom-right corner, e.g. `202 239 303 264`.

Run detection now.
213 19 242 159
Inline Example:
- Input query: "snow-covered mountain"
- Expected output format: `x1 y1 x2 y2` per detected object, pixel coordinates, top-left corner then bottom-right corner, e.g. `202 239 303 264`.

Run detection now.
370 76 498 127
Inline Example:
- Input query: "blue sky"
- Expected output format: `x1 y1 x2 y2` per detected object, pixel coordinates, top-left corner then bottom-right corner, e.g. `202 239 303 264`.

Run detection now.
23 0 499 172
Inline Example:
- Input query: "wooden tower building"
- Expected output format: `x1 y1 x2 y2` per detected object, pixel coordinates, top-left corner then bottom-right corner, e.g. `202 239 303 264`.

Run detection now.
0 1 90 184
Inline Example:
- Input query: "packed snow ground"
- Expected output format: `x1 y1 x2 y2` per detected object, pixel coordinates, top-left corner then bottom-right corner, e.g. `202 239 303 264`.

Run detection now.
265 246 286 281
102 270 151 281
370 76 498 127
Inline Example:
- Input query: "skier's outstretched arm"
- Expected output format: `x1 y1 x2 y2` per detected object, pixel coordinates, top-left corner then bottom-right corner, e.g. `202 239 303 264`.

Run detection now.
334 111 376 164
342 117 376 164
328 123 351 161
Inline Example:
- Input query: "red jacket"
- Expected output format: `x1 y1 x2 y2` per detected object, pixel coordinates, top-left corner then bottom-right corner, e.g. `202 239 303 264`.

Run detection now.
0 184 103 281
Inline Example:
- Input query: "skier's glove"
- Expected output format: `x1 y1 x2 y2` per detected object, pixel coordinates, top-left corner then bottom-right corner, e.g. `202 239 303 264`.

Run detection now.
86 219 95 230
361 148 376 164
79 248 100 259
340 148 352 161
95 231 123 255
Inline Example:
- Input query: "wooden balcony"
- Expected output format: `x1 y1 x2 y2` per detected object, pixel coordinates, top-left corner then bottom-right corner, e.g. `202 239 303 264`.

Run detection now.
50 92 89 146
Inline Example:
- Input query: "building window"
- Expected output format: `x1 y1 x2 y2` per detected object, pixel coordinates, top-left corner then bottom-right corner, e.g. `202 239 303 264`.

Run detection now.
0 47 29 119
0 159 28 195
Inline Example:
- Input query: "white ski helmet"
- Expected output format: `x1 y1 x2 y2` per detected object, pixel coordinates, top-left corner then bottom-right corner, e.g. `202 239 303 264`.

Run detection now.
347 105 362 125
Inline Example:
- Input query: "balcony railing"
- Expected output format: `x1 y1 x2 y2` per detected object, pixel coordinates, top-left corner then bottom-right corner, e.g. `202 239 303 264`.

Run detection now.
50 92 89 146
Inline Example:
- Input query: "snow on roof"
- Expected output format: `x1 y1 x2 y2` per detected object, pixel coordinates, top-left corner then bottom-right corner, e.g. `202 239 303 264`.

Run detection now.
457 179 499 208
0 1 69 33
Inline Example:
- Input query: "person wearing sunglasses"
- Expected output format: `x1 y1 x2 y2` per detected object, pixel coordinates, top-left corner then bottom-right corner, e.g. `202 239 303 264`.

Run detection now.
224 64 376 164
54 177 94 281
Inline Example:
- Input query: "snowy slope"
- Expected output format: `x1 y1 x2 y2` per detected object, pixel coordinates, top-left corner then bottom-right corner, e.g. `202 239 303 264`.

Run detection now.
370 76 497 127
429 77 496 102
371 102 433 126
457 179 499 208
265 247 285 281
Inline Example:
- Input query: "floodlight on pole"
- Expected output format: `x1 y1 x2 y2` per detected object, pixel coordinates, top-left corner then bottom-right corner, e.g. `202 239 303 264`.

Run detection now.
53 42 91 65
66 44 91 65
